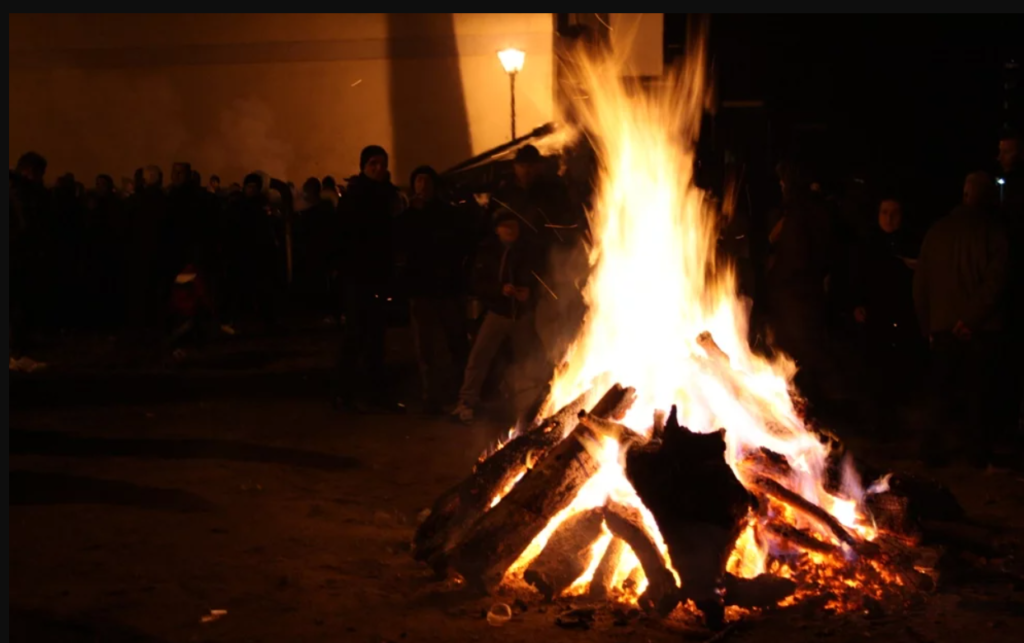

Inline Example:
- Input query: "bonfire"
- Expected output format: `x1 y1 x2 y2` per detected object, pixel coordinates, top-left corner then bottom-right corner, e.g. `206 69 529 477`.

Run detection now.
413 28 935 631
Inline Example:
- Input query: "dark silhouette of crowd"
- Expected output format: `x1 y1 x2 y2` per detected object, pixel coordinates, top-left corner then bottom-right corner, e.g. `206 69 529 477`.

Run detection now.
9 128 1023 468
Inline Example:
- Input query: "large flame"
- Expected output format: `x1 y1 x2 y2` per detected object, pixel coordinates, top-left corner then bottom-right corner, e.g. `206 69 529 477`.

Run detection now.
499 27 886 603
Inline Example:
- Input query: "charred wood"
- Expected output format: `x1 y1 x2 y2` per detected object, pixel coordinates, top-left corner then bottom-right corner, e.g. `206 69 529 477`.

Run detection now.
446 384 635 590
588 537 626 601
749 476 862 552
524 508 604 600
764 522 842 557
723 572 797 609
603 500 679 617
414 385 629 575
625 405 752 628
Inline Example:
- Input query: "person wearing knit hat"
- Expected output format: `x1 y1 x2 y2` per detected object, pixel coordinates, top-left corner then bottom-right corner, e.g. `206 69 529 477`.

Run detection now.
332 143 404 413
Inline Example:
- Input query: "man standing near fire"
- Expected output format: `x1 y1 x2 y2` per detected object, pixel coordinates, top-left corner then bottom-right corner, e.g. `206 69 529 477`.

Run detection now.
914 171 1010 467
452 210 545 425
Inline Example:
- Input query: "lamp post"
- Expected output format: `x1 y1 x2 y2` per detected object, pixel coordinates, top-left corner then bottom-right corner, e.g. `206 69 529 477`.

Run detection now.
497 48 525 140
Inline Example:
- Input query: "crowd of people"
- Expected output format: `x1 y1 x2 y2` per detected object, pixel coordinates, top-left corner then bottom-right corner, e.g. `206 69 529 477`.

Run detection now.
8 128 1023 467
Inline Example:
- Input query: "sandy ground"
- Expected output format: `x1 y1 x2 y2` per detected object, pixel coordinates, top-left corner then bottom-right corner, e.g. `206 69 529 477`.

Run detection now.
10 337 1024 643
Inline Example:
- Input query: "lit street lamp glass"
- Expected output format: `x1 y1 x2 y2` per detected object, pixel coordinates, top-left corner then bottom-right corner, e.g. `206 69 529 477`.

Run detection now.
497 48 525 75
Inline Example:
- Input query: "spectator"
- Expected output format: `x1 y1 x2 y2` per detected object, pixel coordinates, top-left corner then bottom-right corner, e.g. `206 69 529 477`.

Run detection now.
765 158 842 404
914 171 1010 466
397 165 473 413
333 145 404 412
322 175 340 207
223 172 279 331
851 195 922 435
208 174 222 195
10 152 50 362
451 210 544 425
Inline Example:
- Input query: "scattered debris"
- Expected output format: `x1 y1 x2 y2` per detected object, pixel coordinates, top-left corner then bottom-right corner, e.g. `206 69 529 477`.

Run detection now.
200 609 227 624
555 606 596 630
486 603 512 627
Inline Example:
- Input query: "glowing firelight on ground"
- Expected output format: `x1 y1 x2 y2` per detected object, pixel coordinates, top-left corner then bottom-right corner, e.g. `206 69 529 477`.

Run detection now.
493 27 887 604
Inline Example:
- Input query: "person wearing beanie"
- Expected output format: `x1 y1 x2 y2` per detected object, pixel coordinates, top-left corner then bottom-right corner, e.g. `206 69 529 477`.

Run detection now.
333 144 404 413
450 209 545 424
395 165 475 413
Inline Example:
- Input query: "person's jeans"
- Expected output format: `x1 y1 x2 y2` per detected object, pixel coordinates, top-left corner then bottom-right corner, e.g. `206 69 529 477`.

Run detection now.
458 311 545 417
410 296 467 404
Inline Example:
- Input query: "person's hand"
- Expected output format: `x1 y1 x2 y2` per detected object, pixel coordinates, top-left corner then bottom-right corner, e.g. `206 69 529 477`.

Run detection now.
854 306 867 324
514 287 530 302
952 320 972 341
502 284 517 298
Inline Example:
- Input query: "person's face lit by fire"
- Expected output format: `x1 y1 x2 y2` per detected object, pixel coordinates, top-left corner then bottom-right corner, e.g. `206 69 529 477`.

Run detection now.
364 155 389 182
209 177 220 192
414 173 436 203
514 160 540 188
998 137 1019 174
496 219 520 244
877 199 903 234
244 181 261 199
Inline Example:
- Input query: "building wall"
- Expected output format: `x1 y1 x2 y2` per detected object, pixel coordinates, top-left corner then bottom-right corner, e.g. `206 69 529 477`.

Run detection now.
8 13 555 186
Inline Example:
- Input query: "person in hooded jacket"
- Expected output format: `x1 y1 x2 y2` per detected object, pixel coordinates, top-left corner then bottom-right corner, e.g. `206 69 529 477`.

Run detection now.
333 145 404 412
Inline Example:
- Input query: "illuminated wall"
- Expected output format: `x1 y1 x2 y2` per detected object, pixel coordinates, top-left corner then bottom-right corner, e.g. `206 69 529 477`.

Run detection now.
8 13 555 186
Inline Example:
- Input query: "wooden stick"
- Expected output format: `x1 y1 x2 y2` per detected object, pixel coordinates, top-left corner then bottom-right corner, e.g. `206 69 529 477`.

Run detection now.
588 537 625 601
750 477 859 550
524 508 604 600
603 501 679 617
415 387 620 574
763 521 842 557
446 385 635 590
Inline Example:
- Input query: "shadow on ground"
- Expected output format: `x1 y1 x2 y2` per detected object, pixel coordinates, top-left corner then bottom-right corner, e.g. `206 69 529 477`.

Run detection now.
9 369 334 409
10 430 361 472
9 470 217 512
10 608 167 643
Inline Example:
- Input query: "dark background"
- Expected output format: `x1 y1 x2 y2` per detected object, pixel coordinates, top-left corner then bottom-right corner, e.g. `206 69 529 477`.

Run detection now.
665 14 1023 226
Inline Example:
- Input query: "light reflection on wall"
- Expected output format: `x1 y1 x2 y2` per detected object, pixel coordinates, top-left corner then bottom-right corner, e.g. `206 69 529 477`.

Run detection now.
8 13 554 184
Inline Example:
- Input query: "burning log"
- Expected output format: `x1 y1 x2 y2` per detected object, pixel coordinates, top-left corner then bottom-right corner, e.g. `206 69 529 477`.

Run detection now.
764 522 842 557
588 537 625 601
749 476 862 552
446 385 636 590
577 412 648 447
624 406 752 629
603 501 679 617
524 508 605 600
414 386 630 574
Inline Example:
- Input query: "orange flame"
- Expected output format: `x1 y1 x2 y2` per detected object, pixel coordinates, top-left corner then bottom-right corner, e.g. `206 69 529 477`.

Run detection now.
496 26 891 607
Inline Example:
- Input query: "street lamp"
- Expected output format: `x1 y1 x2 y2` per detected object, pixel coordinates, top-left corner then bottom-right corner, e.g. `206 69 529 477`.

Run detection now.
497 48 525 140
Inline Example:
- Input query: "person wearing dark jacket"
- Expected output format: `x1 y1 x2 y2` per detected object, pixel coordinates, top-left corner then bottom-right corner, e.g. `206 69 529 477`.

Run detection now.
451 210 544 424
766 159 842 404
223 173 278 329
914 171 1010 466
851 196 923 435
396 166 473 412
996 130 1024 436
333 145 404 412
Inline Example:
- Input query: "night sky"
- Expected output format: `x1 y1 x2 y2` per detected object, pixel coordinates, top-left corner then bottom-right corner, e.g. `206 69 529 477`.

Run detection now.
667 14 1023 222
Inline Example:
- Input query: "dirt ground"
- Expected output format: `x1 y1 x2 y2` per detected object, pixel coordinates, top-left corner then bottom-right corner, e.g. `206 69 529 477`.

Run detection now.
10 340 1024 643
